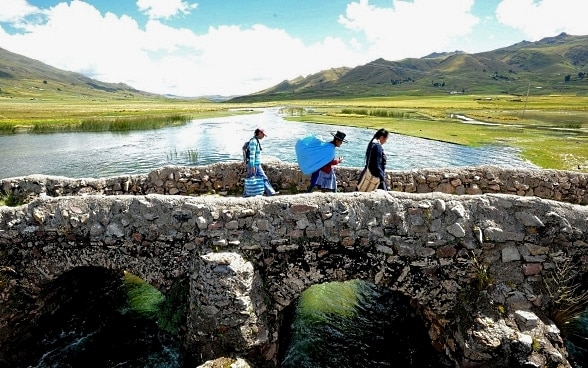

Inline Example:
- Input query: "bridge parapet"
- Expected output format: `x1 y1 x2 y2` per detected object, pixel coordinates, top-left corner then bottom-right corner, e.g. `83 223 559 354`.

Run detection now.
2 162 587 205
1 189 587 367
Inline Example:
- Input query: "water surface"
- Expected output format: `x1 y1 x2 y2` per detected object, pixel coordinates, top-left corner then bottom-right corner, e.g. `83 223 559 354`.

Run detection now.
0 108 537 179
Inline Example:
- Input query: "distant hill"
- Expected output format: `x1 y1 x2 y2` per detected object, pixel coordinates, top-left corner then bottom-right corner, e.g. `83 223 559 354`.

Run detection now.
229 32 588 102
0 47 157 100
2 33 587 102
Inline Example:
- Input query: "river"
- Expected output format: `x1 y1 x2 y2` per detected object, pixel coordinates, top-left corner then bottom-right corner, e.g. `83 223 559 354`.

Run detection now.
0 107 537 180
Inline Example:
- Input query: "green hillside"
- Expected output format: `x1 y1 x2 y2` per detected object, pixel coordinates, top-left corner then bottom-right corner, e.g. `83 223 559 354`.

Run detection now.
230 32 588 102
0 46 158 100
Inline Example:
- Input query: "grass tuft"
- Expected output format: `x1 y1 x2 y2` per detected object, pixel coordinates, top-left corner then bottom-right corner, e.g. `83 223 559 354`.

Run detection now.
0 193 26 207
468 251 492 290
297 280 362 321
122 271 188 334
123 271 164 317
543 258 588 327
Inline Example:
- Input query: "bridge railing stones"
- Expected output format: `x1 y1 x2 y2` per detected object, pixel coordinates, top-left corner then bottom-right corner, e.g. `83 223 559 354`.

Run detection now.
1 162 587 205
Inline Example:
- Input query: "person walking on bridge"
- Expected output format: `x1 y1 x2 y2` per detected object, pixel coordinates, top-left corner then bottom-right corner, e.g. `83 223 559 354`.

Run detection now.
307 131 347 193
246 128 278 196
357 128 389 191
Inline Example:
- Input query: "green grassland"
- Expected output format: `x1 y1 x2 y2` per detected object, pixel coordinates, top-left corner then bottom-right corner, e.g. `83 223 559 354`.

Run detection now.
279 95 588 172
1 92 587 172
0 68 264 131
0 95 257 133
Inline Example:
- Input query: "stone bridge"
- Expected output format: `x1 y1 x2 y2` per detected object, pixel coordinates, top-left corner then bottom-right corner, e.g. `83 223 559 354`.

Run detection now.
1 164 588 367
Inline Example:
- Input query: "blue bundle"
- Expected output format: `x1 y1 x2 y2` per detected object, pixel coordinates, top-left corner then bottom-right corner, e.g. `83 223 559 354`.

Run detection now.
295 135 335 175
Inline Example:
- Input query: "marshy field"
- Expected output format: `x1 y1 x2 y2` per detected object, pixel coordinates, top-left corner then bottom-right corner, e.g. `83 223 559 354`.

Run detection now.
0 93 587 172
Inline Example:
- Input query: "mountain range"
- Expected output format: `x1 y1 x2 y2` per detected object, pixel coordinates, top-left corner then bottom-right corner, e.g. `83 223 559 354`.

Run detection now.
230 32 588 102
1 32 587 102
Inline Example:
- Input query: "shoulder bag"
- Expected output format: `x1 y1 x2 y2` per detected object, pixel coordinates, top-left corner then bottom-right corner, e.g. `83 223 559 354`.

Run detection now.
357 144 380 192
244 176 265 197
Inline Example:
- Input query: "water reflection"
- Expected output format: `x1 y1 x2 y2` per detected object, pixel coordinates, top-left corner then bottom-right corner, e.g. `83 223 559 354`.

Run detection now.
0 107 537 179
2 267 184 368
281 280 451 368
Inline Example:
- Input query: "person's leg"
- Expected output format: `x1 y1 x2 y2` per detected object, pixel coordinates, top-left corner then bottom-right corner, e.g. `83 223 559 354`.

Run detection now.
318 170 337 192
331 172 338 192
307 171 319 192
256 165 277 195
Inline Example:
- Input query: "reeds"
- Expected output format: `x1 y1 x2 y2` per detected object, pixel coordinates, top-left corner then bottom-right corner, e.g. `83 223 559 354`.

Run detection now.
79 114 190 131
16 114 192 133
166 148 199 164
543 258 588 327
340 107 415 118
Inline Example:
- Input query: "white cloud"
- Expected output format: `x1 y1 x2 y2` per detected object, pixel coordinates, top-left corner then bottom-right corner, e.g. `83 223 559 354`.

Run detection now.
0 0 366 96
496 0 588 40
153 25 361 96
2 2 146 79
1 0 586 97
339 0 479 60
136 0 198 19
143 20 201 52
0 0 40 22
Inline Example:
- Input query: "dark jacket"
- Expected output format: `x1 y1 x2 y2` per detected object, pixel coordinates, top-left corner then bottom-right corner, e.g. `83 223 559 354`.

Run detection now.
366 141 387 190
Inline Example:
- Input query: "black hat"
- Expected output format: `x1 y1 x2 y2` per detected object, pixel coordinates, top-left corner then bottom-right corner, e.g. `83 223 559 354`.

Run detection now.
331 131 347 142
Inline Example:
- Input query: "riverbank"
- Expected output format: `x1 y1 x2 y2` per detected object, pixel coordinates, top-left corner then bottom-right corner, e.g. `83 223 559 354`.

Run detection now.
1 95 586 171
0 108 537 180
278 95 588 172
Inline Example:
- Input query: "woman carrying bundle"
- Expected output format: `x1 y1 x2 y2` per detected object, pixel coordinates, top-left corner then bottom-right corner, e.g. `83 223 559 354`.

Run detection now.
306 131 347 193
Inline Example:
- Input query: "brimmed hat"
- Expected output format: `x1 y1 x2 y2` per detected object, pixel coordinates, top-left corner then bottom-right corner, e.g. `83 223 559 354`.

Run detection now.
331 131 347 142
255 128 267 137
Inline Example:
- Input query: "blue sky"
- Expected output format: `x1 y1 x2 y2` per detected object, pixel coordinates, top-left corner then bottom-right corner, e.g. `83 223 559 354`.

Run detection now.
1 0 587 97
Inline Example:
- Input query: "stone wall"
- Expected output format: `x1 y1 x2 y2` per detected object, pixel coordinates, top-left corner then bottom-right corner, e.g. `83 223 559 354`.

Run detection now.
1 187 587 367
1 162 587 205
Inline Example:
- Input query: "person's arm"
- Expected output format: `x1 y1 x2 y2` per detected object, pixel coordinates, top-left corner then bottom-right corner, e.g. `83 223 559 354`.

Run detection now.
248 138 258 173
369 144 387 189
320 157 342 173
376 144 388 190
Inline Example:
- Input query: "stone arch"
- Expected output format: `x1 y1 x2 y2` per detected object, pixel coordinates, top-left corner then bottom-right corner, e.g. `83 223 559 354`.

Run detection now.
187 248 446 367
0 264 189 367
239 235 464 366
276 278 449 367
8 234 189 294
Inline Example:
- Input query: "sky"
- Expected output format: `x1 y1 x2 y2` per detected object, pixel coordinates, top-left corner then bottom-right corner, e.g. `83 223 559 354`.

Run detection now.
1 0 588 97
